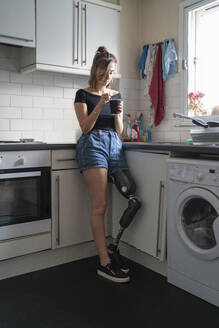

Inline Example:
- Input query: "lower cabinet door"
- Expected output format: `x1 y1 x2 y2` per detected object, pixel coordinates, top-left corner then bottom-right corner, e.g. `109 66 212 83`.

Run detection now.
52 169 93 248
112 151 168 260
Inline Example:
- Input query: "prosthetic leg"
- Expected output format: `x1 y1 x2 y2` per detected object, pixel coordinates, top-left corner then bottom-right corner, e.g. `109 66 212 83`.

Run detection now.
109 169 141 250
97 169 141 282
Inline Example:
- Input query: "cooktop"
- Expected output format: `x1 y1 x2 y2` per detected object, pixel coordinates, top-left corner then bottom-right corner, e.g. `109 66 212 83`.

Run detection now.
0 139 46 144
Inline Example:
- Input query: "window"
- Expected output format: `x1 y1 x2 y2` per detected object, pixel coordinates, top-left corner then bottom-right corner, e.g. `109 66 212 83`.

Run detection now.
179 0 219 117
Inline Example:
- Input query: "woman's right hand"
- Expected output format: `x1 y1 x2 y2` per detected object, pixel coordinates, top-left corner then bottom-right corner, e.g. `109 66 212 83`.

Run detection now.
99 93 111 107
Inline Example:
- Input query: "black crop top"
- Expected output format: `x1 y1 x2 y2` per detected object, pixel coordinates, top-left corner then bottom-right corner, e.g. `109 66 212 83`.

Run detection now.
74 89 122 131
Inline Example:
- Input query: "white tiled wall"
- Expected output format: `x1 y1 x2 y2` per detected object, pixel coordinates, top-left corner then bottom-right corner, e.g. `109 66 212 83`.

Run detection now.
0 45 82 143
0 44 189 143
119 78 141 118
120 74 190 143
149 74 190 143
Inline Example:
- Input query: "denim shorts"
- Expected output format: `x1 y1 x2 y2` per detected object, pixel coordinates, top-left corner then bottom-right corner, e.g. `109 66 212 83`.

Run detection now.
76 129 128 175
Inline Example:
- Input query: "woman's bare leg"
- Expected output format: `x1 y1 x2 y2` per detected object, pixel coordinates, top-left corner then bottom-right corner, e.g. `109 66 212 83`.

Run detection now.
83 167 110 266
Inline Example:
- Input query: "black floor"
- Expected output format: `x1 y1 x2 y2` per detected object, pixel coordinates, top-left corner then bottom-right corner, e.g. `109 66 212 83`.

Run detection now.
0 256 218 328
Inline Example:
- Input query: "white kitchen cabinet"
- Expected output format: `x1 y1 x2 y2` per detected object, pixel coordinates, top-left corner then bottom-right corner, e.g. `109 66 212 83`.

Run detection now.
86 2 120 70
73 0 120 71
21 0 73 71
52 169 93 248
21 0 121 75
112 150 168 261
36 0 73 67
0 0 35 47
51 149 111 249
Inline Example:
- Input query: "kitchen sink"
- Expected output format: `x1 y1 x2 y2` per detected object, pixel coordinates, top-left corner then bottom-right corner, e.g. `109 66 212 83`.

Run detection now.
151 142 181 144
123 141 185 146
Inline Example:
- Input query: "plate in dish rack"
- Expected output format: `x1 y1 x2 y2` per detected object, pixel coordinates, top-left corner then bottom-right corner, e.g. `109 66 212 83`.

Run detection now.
190 127 219 143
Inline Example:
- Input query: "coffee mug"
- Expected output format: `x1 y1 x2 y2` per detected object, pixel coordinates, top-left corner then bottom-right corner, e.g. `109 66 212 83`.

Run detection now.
109 99 122 115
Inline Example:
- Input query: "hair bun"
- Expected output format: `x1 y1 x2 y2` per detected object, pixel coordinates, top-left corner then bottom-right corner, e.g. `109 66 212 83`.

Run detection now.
97 46 108 54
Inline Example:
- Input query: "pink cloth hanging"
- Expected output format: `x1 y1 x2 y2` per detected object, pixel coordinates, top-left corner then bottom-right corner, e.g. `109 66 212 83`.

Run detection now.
149 43 164 126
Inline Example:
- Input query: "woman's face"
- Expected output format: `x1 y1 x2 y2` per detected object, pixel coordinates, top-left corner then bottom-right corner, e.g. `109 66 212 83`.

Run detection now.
96 62 116 87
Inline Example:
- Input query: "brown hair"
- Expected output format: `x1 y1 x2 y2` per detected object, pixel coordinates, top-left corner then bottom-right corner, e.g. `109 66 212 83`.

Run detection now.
88 46 117 89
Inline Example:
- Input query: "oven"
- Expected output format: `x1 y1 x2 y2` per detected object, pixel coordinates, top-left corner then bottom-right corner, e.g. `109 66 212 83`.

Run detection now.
0 167 51 226
0 150 52 260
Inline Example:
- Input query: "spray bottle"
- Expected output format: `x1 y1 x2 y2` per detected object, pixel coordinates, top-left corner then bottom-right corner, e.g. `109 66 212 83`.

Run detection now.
131 119 140 142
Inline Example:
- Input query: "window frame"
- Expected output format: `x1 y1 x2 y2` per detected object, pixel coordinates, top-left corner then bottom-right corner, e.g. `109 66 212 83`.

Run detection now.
179 0 219 116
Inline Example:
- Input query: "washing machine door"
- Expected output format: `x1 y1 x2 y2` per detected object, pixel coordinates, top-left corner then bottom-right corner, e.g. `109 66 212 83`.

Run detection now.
176 187 219 260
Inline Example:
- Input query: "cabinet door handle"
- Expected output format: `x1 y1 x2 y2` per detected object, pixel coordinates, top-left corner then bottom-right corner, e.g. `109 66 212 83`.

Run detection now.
56 158 76 162
73 2 79 64
0 171 41 179
56 176 60 246
182 59 188 70
156 181 165 258
83 4 87 65
0 34 33 42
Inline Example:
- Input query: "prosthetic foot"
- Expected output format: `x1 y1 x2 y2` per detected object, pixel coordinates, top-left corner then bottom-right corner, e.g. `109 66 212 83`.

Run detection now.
107 243 130 273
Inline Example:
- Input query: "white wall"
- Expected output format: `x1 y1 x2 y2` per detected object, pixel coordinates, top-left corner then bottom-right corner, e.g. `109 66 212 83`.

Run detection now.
120 0 141 79
139 0 181 49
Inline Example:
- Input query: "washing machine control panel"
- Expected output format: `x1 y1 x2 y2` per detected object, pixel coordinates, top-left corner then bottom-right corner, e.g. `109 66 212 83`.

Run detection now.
168 162 219 186
169 164 195 182
194 167 219 186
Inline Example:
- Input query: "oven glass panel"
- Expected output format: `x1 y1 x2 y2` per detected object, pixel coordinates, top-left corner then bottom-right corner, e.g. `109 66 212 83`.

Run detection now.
182 197 217 249
0 168 51 226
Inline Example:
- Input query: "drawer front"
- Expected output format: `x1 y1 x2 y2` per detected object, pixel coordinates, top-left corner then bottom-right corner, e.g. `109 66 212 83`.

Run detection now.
0 233 51 261
52 149 78 170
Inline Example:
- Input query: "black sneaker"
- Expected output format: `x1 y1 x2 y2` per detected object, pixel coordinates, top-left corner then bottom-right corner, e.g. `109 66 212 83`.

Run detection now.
97 261 130 283
107 243 130 273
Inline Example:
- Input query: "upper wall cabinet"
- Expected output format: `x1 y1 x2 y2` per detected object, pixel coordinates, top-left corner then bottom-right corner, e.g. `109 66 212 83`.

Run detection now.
37 0 73 67
21 0 73 71
0 0 35 48
73 0 120 72
21 0 121 76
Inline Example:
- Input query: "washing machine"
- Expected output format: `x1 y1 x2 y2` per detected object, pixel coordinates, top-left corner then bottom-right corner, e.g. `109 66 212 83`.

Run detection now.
167 157 219 307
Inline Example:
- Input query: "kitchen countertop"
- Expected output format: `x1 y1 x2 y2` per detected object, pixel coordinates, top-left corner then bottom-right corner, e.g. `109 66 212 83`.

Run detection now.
0 142 219 156
0 143 76 151
123 142 219 156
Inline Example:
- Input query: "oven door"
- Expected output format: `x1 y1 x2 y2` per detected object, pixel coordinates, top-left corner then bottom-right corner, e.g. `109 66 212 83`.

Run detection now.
0 167 51 227
0 167 51 260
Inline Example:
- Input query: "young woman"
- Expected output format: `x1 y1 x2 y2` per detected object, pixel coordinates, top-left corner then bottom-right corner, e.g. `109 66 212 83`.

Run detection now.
74 46 130 283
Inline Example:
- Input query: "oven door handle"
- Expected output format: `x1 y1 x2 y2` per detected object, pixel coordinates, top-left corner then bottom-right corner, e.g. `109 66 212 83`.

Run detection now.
0 171 41 179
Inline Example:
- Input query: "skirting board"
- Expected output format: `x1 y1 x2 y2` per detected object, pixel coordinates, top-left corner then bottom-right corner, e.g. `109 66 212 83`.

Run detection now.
119 241 167 277
0 240 98 281
0 238 167 281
